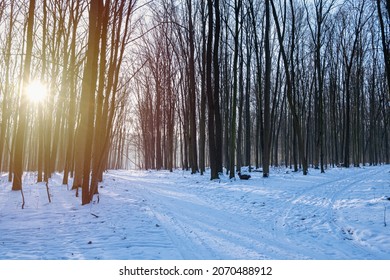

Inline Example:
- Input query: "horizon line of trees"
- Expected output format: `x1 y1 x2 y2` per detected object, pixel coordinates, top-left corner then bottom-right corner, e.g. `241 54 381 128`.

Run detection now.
0 0 389 206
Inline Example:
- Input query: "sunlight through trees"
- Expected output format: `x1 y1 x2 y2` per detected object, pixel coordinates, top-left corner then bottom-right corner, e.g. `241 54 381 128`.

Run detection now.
0 0 389 204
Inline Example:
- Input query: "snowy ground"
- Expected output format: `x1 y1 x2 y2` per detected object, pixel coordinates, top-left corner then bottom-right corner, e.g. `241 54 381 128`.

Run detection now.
0 165 389 260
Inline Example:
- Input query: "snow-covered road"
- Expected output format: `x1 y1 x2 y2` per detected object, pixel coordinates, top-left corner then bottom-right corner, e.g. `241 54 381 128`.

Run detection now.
106 165 390 259
0 165 389 259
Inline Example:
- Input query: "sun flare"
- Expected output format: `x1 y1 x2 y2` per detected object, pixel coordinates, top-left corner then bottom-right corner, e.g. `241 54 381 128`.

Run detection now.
26 80 47 103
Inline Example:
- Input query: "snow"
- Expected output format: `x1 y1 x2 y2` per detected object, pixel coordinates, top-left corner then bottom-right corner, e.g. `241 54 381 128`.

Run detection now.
0 165 389 260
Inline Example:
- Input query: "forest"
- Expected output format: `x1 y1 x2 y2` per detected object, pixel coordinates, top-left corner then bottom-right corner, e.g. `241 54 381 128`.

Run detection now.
0 0 389 206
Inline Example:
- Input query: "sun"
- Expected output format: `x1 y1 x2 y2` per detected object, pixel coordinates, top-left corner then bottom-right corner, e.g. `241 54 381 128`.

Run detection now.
26 80 47 103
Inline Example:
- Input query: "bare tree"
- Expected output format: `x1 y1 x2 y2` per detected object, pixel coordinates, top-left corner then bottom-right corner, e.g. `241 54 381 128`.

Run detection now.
78 0 103 205
270 0 308 175
187 0 199 174
304 0 336 173
12 0 36 191
262 0 271 177
376 0 390 97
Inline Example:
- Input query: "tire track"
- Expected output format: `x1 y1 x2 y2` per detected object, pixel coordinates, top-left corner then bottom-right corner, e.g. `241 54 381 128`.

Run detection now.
275 167 386 259
108 171 309 259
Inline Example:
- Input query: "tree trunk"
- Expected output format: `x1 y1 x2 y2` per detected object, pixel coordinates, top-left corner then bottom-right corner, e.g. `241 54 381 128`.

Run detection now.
199 1 207 175
229 0 241 179
206 0 219 180
187 0 198 174
63 0 80 186
213 0 223 174
262 0 271 178
79 0 102 205
12 0 36 191
245 27 252 170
